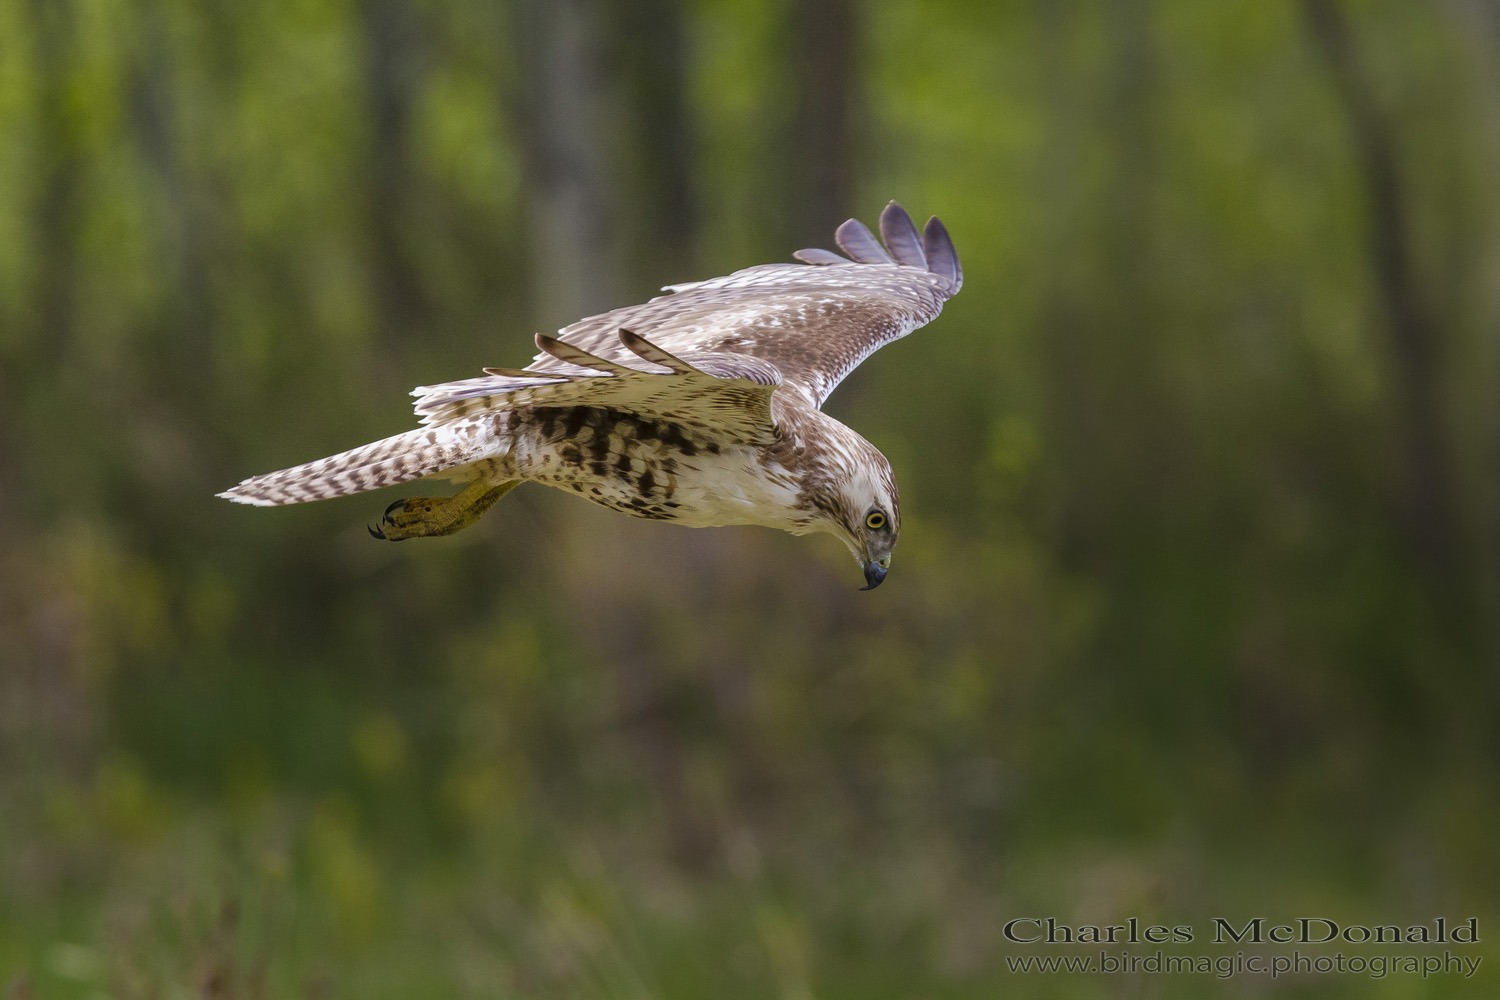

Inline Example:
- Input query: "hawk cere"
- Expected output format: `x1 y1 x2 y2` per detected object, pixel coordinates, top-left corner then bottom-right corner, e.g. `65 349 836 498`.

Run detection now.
219 202 962 589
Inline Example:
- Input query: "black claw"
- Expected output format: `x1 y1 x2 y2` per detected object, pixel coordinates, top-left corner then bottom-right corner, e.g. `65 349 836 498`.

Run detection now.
384 498 406 517
368 524 385 539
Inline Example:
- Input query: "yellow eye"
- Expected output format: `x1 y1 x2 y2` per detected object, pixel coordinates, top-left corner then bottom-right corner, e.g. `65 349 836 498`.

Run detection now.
865 511 887 530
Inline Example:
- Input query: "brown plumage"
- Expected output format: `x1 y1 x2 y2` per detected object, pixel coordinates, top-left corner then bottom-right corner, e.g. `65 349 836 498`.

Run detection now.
219 201 963 588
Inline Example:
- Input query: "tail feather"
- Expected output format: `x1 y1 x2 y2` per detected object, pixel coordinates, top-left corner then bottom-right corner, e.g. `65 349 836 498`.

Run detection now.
218 428 477 507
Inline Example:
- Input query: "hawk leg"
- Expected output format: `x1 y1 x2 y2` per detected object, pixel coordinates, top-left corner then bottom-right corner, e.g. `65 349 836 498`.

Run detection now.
368 479 519 541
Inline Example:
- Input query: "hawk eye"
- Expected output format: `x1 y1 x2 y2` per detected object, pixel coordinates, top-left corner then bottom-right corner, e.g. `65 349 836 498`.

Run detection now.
865 511 887 530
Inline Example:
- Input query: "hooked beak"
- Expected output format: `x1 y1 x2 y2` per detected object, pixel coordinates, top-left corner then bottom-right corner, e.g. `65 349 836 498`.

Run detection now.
859 559 888 591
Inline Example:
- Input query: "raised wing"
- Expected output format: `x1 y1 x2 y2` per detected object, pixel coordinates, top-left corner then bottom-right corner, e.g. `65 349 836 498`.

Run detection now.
524 202 962 409
411 330 783 445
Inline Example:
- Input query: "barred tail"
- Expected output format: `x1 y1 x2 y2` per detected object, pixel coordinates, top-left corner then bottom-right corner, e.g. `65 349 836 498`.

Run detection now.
217 427 478 507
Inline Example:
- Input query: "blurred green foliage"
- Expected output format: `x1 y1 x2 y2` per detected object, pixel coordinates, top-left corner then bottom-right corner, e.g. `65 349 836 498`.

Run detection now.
1 0 1498 996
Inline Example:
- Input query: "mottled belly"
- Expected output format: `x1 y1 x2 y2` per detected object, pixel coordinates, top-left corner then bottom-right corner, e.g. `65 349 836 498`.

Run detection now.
505 405 728 522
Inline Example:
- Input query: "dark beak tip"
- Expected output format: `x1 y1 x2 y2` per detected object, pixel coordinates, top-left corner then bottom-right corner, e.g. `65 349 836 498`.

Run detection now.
860 562 888 591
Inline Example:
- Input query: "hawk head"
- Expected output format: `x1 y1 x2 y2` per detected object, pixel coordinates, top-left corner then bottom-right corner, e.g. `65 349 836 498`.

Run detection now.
793 424 901 590
843 459 900 591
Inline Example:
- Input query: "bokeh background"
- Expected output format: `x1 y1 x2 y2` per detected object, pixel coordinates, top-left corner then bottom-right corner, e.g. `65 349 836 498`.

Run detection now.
2 0 1499 996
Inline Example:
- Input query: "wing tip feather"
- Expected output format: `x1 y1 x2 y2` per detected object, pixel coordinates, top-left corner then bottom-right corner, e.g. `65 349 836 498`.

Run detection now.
834 218 894 264
921 215 963 293
879 201 927 269
800 201 960 296
793 247 849 266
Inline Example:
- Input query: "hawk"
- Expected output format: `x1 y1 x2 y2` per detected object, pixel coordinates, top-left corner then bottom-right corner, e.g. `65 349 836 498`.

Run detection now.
219 202 962 589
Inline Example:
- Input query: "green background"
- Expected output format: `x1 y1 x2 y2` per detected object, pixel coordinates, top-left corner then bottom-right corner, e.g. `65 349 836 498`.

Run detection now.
2 0 1497 996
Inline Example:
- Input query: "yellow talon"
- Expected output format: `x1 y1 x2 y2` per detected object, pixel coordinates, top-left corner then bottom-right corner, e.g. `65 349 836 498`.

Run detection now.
370 480 518 540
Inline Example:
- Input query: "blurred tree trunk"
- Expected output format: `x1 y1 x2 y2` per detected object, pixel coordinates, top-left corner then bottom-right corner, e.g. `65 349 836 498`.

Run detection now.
780 0 859 248
1301 0 1471 612
1035 0 1081 556
511 0 617 327
1101 0 1165 550
610 0 697 284
360 0 430 345
1104 0 1157 290
511 0 713 867
1440 0 1500 690
1042 0 1160 569
9 0 99 773
12 0 82 530
130 7 212 370
26 0 80 368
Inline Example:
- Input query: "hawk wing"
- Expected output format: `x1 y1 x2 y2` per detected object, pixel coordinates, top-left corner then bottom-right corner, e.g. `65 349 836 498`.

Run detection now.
523 201 962 409
411 330 783 445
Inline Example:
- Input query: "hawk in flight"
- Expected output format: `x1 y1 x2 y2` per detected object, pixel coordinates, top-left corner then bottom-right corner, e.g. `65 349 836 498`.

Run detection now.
219 202 962 589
